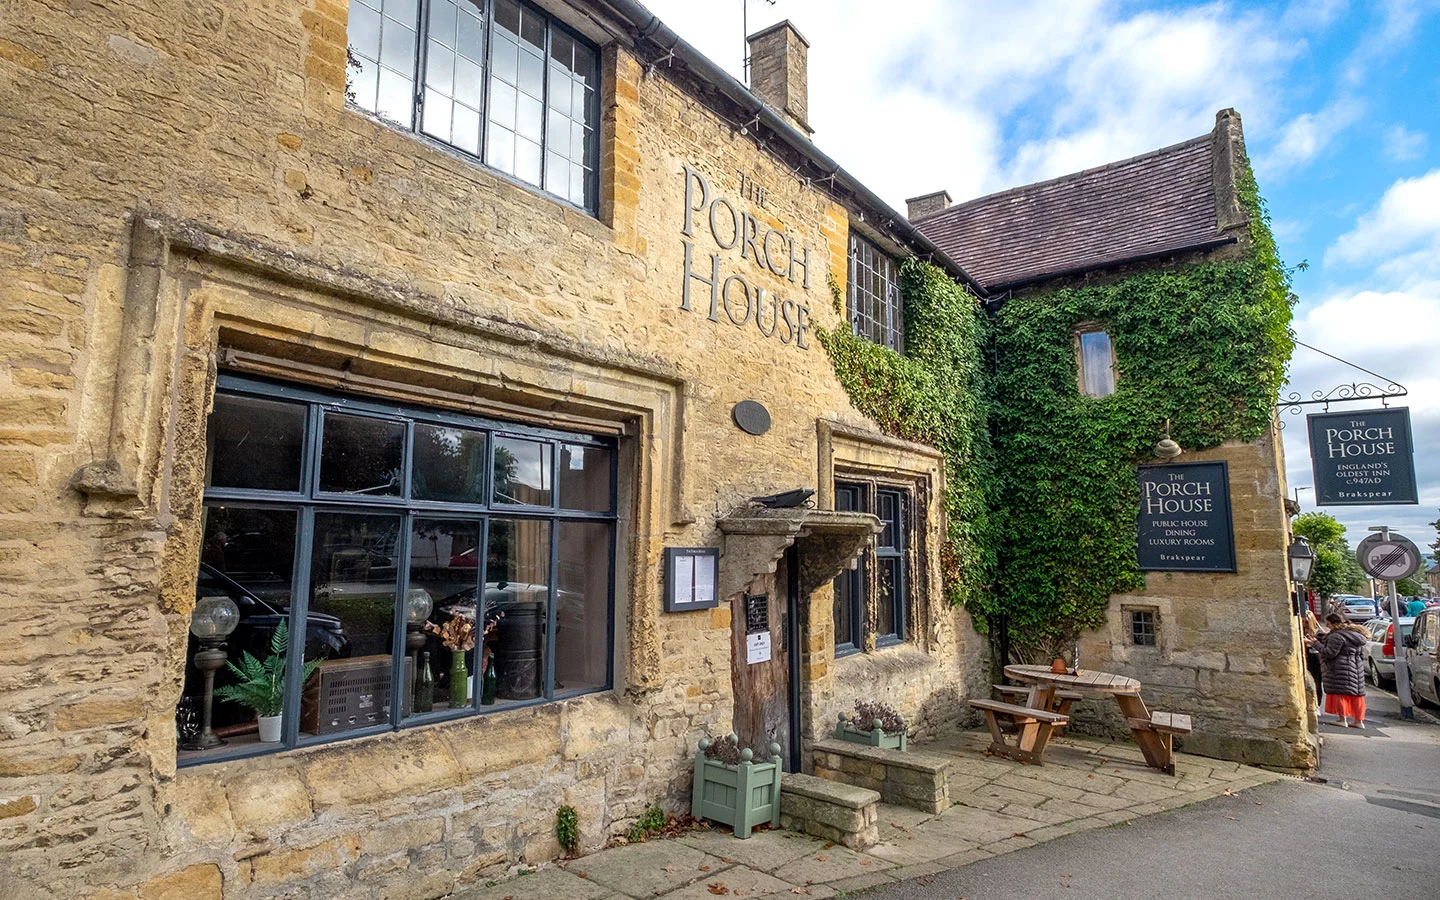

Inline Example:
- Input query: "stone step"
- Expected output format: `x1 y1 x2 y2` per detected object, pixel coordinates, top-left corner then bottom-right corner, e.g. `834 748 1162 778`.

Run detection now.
779 772 880 849
811 739 952 814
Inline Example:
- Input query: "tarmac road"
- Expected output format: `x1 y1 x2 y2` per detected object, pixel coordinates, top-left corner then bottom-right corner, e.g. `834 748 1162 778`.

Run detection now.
854 688 1440 900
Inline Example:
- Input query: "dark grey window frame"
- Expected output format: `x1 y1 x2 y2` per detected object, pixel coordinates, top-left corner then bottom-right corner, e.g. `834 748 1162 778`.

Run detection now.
832 480 910 655
832 482 864 657
180 373 617 768
1130 609 1157 647
847 232 904 353
345 0 602 214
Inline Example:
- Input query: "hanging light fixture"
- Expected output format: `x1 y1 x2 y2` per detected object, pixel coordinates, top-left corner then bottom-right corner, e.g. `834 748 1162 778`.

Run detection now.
1288 536 1315 585
1153 418 1182 459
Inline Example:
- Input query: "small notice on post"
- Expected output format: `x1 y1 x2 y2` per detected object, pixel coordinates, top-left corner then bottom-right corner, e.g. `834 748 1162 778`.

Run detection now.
746 632 771 664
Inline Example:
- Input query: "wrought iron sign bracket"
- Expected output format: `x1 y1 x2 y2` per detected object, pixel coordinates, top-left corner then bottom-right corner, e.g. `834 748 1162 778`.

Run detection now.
1276 340 1408 426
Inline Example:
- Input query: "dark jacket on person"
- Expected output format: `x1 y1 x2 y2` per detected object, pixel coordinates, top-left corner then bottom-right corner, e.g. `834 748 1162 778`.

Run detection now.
1316 627 1368 697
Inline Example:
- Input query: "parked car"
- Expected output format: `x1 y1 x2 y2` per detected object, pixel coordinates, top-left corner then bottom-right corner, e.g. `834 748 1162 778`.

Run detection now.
1337 594 1381 623
1362 616 1415 689
1403 607 1440 707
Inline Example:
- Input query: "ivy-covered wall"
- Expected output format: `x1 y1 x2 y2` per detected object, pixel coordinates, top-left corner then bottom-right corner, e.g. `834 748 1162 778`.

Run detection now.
818 166 1293 659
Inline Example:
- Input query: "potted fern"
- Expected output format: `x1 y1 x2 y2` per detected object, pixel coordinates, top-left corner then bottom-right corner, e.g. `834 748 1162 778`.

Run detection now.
214 621 318 742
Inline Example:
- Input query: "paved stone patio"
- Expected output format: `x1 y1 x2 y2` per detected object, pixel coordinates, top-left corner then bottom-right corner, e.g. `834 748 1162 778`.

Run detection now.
448 731 1283 899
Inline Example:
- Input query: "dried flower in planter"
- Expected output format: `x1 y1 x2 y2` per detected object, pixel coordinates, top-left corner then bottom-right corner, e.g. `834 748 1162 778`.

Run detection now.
425 606 500 652
851 700 906 735
702 733 744 766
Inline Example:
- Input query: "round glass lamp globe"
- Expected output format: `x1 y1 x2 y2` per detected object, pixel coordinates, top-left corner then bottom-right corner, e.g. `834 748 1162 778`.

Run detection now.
190 595 240 639
405 587 434 624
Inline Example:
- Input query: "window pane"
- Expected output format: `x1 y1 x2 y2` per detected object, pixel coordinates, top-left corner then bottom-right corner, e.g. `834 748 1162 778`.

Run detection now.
554 521 611 694
486 518 552 703
488 125 516 174
878 491 900 549
455 56 484 108
491 33 519 85
380 15 417 72
516 94 542 141
349 2 382 62
550 29 574 67
206 394 306 492
489 80 517 129
302 512 403 738
493 435 553 506
376 67 414 125
515 136 542 184
319 413 404 496
457 6 485 61
1080 331 1116 397
494 0 521 35
349 54 379 110
406 518 482 717
412 423 486 503
833 568 854 649
518 48 544 98
519 7 544 50
877 558 898 637
452 104 481 155
422 90 453 141
182 506 301 758
426 44 455 91
558 443 611 511
429 0 458 48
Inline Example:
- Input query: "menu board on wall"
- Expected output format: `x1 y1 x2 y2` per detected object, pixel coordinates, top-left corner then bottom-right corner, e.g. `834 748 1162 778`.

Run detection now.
1136 461 1236 573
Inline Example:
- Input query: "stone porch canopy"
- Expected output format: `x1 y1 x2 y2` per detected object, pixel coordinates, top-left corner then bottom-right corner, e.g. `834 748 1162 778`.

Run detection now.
717 506 884 599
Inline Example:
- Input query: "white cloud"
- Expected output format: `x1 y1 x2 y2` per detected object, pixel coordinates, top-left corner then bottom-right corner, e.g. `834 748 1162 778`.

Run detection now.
1325 168 1440 270
1383 125 1428 163
1257 97 1364 177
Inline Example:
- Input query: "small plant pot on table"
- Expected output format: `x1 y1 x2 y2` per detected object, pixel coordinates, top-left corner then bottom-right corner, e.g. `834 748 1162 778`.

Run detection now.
691 735 782 839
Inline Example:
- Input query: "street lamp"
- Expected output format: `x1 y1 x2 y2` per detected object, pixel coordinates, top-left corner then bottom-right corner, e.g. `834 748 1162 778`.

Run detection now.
1288 537 1315 617
1288 537 1315 585
181 594 240 751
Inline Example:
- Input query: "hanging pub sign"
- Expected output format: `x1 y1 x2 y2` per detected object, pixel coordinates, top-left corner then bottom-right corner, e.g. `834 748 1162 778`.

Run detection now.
1306 408 1418 506
1136 461 1237 573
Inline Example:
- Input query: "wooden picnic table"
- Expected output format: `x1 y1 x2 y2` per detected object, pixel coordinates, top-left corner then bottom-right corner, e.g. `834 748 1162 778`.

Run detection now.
1003 664 1184 774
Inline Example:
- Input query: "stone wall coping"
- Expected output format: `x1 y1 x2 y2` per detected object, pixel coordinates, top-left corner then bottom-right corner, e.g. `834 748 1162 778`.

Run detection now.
812 739 952 774
781 772 879 809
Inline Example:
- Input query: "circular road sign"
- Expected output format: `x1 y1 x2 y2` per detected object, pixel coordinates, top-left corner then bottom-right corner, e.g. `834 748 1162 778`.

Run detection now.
1355 532 1422 581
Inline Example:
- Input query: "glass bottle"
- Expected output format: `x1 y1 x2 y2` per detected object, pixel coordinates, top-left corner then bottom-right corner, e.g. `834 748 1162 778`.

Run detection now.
416 651 434 713
481 654 497 706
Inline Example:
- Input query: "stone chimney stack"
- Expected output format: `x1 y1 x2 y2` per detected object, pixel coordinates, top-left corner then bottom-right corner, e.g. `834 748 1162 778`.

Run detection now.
906 190 952 221
747 21 812 137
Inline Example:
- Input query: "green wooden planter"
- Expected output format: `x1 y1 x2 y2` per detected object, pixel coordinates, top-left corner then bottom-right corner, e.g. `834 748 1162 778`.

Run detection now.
835 712 908 751
691 738 783 839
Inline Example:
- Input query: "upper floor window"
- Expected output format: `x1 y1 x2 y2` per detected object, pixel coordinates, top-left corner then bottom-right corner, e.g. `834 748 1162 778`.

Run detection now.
178 375 616 767
848 233 904 352
1076 326 1116 397
346 0 598 210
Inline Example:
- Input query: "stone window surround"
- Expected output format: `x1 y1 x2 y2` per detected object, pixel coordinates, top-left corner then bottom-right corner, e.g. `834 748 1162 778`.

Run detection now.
74 215 694 780
815 419 943 660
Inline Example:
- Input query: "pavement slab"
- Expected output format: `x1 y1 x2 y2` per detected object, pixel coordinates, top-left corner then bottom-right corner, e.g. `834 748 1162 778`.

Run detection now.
771 841 893 887
561 838 733 898
675 828 823 873
451 867 621 900
658 866 820 899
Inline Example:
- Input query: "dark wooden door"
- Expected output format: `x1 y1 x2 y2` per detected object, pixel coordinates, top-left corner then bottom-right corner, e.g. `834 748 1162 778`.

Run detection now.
730 547 795 769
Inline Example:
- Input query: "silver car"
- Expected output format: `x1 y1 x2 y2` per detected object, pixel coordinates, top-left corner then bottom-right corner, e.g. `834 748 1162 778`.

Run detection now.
1337 594 1381 623
1363 616 1415 689
1404 608 1440 707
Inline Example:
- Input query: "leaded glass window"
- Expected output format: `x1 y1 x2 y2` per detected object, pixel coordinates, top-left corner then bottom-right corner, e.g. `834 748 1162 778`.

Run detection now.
346 0 598 210
847 233 904 352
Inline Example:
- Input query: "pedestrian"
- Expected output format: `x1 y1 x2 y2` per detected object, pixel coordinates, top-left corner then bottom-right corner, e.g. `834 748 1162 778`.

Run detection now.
1406 597 1427 616
1301 611 1324 712
1316 612 1369 728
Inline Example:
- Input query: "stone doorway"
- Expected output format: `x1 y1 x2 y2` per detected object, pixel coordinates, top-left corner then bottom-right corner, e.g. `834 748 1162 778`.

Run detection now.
729 545 802 770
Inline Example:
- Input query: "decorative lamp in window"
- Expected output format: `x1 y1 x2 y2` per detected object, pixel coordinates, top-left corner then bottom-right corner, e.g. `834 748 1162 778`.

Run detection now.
847 233 904 352
1075 326 1116 398
346 0 598 210
179 376 616 766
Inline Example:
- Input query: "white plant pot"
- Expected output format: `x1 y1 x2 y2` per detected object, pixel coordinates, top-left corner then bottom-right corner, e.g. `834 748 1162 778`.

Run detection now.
257 714 283 743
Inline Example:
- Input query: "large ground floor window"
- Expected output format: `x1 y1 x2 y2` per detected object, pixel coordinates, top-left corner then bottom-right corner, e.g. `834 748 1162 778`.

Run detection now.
177 374 616 765
832 479 910 655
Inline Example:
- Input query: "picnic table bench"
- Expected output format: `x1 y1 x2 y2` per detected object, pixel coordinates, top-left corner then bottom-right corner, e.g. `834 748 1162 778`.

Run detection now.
968 698 1069 765
1002 664 1193 775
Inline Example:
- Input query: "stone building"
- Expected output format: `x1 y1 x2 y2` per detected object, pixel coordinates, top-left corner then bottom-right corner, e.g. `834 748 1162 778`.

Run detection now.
0 2 993 897
913 110 1315 770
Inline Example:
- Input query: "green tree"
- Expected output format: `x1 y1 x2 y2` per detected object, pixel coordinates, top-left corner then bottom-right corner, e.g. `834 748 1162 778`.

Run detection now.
1292 512 1367 598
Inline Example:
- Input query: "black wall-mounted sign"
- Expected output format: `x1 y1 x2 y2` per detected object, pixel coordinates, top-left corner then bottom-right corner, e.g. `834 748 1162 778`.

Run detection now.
744 594 769 634
1136 461 1236 573
664 547 719 612
733 400 772 435
1307 407 1418 506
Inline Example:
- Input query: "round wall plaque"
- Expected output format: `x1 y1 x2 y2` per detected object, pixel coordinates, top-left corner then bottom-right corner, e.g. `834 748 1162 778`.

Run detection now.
732 400 772 436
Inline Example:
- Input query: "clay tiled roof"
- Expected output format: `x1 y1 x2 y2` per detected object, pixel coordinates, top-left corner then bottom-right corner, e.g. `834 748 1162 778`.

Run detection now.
914 132 1228 291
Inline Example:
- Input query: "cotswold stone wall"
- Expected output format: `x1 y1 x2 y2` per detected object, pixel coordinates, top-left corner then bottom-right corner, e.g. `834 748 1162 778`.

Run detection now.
0 1 985 897
1075 426 1316 770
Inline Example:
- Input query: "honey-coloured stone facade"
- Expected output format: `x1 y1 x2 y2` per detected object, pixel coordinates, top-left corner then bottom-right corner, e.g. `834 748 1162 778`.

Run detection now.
0 2 983 897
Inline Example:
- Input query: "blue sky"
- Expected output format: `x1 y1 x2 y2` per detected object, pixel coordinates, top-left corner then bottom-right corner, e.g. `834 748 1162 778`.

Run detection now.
644 0 1440 557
